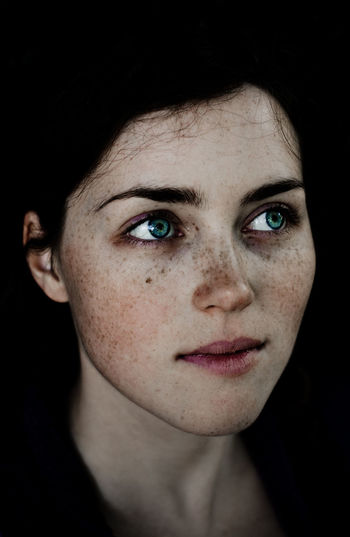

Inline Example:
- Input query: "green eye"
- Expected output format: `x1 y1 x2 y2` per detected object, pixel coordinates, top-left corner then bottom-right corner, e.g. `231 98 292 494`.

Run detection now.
128 217 175 241
248 208 286 231
265 210 285 230
148 218 171 238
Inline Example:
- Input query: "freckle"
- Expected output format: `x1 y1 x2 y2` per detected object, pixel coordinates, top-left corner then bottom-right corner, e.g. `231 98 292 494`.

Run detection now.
160 268 165 274
145 277 152 283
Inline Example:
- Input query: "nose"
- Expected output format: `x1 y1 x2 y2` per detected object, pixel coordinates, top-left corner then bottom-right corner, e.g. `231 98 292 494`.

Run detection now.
192 248 254 313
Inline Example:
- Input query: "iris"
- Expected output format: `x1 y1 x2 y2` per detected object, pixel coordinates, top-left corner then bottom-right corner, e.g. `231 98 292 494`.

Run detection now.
148 218 171 238
265 210 285 230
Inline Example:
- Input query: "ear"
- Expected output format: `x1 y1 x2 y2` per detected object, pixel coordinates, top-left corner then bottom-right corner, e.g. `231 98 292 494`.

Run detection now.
23 211 69 303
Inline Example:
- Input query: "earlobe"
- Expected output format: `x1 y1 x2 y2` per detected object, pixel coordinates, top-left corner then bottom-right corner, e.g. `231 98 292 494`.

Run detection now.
23 212 69 303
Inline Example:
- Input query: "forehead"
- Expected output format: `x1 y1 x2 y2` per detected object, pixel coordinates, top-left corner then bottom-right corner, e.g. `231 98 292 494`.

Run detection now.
71 85 300 210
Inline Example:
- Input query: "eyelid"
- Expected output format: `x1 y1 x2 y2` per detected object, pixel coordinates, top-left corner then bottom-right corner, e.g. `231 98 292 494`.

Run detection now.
122 209 182 234
241 202 299 231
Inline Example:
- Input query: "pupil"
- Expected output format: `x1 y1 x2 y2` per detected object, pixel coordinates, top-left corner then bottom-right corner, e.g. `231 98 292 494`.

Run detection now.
266 211 284 229
148 219 170 238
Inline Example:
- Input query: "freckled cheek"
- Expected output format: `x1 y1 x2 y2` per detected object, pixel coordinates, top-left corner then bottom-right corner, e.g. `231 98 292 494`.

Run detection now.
258 250 315 333
64 261 176 361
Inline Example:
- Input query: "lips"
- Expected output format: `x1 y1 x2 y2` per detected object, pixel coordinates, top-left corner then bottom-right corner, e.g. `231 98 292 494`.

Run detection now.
177 338 265 377
179 337 264 357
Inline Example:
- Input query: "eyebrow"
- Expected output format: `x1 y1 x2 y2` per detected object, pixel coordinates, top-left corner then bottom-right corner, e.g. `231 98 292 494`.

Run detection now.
94 177 304 213
240 178 304 206
94 186 204 212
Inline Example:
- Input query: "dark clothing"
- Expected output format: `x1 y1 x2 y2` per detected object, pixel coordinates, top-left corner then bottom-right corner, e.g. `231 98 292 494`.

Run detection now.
0 371 348 536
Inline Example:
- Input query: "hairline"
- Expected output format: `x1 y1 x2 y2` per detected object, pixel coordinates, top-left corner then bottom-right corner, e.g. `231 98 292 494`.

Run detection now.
68 84 299 208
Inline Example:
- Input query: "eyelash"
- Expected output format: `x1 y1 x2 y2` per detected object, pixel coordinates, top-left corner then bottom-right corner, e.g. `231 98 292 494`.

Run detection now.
242 203 301 236
122 210 183 247
121 204 301 247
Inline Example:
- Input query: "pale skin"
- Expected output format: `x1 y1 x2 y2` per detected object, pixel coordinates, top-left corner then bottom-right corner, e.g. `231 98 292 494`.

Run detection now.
24 86 316 536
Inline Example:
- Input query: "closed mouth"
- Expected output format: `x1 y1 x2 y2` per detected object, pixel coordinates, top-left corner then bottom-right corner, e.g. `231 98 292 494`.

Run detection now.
178 338 265 358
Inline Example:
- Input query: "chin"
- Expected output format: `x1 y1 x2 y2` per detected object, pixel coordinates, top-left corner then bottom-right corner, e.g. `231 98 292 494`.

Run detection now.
166 399 266 437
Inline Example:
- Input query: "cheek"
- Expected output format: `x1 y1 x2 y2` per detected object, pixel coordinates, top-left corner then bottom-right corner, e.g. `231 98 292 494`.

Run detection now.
61 247 177 369
258 243 316 338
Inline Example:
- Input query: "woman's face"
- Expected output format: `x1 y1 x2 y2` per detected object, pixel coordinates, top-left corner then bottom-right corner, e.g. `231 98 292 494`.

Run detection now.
55 86 316 435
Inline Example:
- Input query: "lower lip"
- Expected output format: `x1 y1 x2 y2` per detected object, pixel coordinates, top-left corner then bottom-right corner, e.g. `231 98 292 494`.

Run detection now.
178 348 260 377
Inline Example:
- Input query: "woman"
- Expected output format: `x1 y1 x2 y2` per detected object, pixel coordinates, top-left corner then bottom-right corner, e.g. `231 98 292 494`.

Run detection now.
1 8 347 537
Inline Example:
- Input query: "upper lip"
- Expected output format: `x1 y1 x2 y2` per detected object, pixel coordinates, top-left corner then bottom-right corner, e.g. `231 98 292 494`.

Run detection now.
179 338 264 356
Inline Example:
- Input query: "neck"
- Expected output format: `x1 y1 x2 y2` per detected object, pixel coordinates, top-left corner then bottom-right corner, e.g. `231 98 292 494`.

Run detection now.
69 356 248 535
